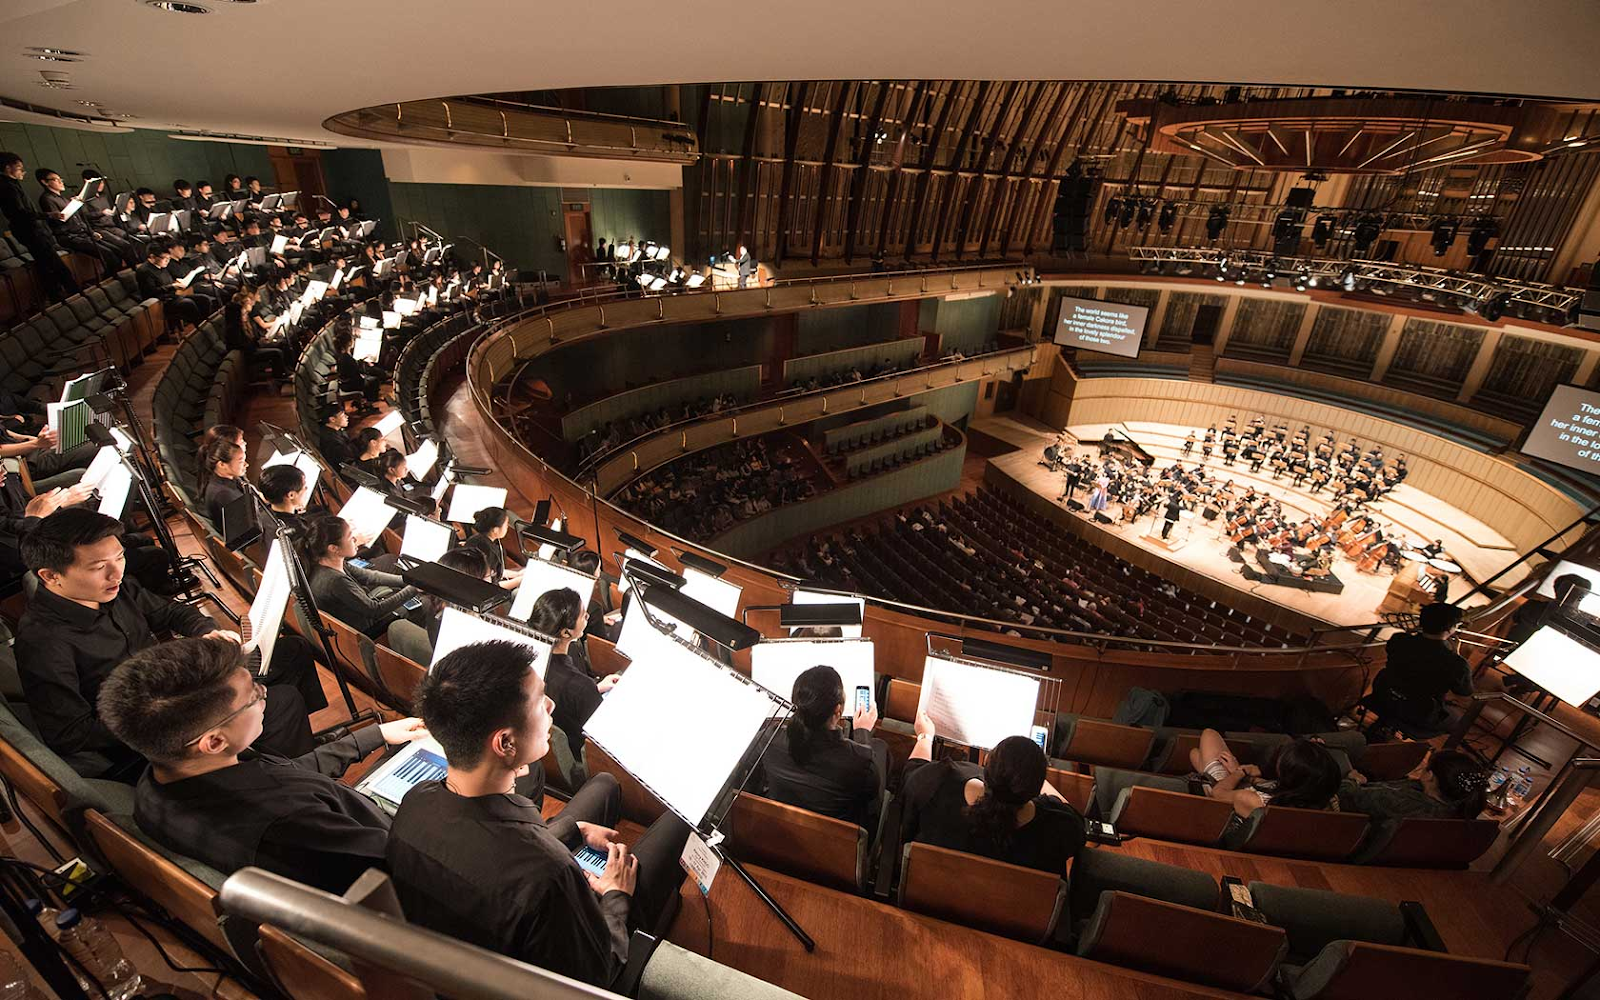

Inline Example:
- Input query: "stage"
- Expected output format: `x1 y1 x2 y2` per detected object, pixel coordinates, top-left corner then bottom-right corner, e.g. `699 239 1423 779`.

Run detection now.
973 415 1501 631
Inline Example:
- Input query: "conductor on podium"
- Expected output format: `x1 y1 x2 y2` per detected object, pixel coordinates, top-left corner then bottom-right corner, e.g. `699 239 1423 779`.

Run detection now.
1161 491 1183 540
735 243 756 288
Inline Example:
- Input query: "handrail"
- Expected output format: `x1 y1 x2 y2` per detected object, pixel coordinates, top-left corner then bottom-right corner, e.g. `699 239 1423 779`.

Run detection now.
1446 691 1600 757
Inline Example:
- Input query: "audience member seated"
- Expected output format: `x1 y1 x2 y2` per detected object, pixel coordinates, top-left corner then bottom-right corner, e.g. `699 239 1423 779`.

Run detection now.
464 506 524 590
199 437 249 528
386 640 691 989
1190 728 1342 820
756 664 886 830
1339 748 1488 821
16 510 318 779
304 515 422 638
258 464 312 542
98 636 430 893
900 713 1085 874
527 588 619 758
1370 602 1472 732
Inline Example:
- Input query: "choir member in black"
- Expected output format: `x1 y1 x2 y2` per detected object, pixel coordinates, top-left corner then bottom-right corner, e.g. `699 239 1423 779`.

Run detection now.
78 171 140 255
199 438 249 529
333 322 386 405
16 509 319 778
900 712 1084 874
244 176 264 204
99 635 430 893
527 588 620 759
257 464 312 542
386 640 691 989
350 427 386 478
463 507 524 590
568 549 621 643
187 233 242 294
132 188 160 226
170 179 197 213
1182 431 1195 457
0 465 88 581
193 180 216 213
221 174 246 203
318 408 357 470
374 449 436 519
303 515 421 638
137 241 210 328
34 167 124 273
757 664 886 830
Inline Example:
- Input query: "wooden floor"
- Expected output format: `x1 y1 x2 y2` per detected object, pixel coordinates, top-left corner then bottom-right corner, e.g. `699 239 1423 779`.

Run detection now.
977 414 1498 629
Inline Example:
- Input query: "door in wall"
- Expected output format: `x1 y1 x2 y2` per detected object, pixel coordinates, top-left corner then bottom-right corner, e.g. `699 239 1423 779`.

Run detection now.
564 207 594 286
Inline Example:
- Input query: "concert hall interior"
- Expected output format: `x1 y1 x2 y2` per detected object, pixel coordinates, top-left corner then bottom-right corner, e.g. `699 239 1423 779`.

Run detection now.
4 2 1600 999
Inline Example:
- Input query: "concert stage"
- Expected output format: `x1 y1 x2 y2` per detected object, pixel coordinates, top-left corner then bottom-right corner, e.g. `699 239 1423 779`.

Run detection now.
973 415 1500 632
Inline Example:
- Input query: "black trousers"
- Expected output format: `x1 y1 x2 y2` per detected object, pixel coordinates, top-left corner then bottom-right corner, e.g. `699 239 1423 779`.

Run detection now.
549 772 692 933
56 233 119 278
259 633 330 716
17 232 78 301
1162 516 1178 539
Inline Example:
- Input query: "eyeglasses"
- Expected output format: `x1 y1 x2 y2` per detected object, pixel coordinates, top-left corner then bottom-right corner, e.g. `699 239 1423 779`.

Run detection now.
184 681 266 747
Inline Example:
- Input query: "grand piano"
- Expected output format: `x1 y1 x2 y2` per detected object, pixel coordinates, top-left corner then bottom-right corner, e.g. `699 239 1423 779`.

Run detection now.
1097 428 1155 467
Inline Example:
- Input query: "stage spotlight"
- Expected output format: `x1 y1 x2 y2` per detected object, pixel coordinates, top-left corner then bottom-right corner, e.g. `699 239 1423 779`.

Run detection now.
1215 268 1228 282
1103 197 1122 226
1264 260 1279 280
1157 201 1177 233
1431 219 1457 256
1352 216 1381 253
1312 214 1335 247
1467 218 1498 257
1136 200 1154 229
1481 291 1511 321
1119 198 1137 228
1206 206 1230 241
1340 268 1358 291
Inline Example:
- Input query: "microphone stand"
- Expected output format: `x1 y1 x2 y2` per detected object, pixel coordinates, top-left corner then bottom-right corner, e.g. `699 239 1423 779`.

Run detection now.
236 478 377 729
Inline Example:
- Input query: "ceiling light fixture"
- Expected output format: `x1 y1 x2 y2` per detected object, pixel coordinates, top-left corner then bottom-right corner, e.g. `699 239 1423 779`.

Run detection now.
143 1 213 12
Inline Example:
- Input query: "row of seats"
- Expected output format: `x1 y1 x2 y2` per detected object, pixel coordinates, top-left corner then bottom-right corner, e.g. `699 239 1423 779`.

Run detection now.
0 270 165 403
843 425 949 479
822 406 930 454
0 233 100 328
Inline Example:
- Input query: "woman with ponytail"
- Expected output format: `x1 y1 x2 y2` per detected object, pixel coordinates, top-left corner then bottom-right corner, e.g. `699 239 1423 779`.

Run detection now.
757 665 886 829
899 715 1084 874
200 437 249 529
303 514 422 637
528 586 620 759
1338 748 1488 820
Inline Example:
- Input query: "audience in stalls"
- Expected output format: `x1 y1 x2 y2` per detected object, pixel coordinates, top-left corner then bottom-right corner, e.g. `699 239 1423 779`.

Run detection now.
900 712 1085 874
755 664 887 831
526 587 619 758
386 640 691 989
15 510 324 779
1190 729 1344 820
1339 748 1488 821
463 506 523 590
303 514 423 638
614 437 816 542
97 636 430 894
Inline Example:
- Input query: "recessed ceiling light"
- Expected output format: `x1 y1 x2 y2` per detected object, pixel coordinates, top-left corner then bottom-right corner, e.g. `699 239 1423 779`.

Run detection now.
143 1 212 12
29 54 83 62
75 99 102 107
25 47 87 57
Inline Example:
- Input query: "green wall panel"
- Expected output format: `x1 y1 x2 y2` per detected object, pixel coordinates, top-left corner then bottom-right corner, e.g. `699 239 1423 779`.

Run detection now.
795 302 903 355
0 123 272 200
589 188 671 249
911 381 980 429
320 148 397 241
389 181 569 278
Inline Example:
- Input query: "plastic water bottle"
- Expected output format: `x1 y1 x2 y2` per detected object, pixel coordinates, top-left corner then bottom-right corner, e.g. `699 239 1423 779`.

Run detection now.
0 950 41 1000
22 899 60 941
54 909 143 1000
1512 768 1536 806
1487 767 1510 793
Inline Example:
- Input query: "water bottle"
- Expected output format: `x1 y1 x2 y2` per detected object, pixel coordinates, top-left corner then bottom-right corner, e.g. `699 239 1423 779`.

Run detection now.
21 899 60 941
54 909 143 1000
0 950 41 1000
1487 767 1509 793
1513 768 1536 805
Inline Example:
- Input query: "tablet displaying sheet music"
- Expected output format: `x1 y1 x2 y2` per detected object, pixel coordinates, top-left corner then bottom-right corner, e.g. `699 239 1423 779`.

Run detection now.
791 588 866 638
247 539 294 677
431 606 552 676
446 484 507 523
584 622 785 827
400 515 453 564
751 639 876 711
509 556 598 623
356 737 449 815
917 654 1041 750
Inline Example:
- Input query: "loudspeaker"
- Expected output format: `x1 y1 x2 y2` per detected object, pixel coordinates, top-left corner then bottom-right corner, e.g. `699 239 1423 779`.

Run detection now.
1052 168 1098 252
1576 283 1600 332
1066 499 1085 511
1286 187 1316 209
1093 512 1115 524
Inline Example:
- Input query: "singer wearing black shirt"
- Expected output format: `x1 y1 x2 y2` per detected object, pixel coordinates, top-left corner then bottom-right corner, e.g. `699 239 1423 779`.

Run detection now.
898 713 1084 875
16 510 320 778
526 588 619 758
198 437 249 529
463 506 523 589
0 152 79 300
387 641 690 988
318 408 357 470
99 636 429 893
35 168 125 273
756 665 887 831
136 241 208 328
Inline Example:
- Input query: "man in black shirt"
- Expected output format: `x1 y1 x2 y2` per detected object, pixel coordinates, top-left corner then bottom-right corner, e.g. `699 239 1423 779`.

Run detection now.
136 241 208 328
386 640 690 988
317 407 357 469
0 152 78 301
1372 602 1472 731
35 168 126 274
0 467 88 581
16 509 318 778
99 636 427 893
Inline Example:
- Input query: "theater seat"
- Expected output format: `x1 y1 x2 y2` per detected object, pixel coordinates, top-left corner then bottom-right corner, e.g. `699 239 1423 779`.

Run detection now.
1355 817 1500 868
1277 941 1531 1000
725 792 871 893
1054 715 1154 770
898 841 1065 943
1063 847 1219 942
80 809 230 954
257 924 365 1000
637 940 807 1000
1229 805 1369 861
1109 786 1234 846
1044 766 1094 814
1075 891 1286 993
1355 740 1431 781
1246 881 1409 963
583 739 666 825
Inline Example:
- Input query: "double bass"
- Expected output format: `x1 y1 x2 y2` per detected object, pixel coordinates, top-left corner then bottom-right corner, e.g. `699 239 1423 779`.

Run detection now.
1357 540 1391 573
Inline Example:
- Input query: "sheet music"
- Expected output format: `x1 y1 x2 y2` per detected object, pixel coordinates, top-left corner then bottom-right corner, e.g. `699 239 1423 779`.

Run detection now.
791 588 865 638
382 310 401 329
406 439 439 479
245 539 294 677
585 624 782 827
445 484 506 523
358 315 379 330
174 265 206 290
270 234 290 255
751 639 876 710
393 298 419 317
46 400 89 453
430 606 551 676
536 518 563 561
508 556 597 622
299 279 329 304
96 463 133 519
672 567 743 641
400 516 453 563
916 655 1040 750
59 371 101 402
615 549 667 595
335 486 394 543
430 469 453 502
81 446 121 492
1504 626 1600 707
352 329 382 363
262 449 322 490
109 426 134 453
371 410 405 441
330 268 345 291
58 198 85 222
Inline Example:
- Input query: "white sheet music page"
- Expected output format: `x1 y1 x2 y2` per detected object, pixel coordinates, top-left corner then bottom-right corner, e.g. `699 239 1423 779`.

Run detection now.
1503 626 1600 707
509 556 597 623
916 655 1040 750
400 516 453 563
406 439 439 479
371 410 405 440
751 639 875 710
95 463 134 519
335 486 394 543
263 449 323 489
584 629 780 827
445 484 507 523
615 594 688 661
430 607 551 676
246 540 294 676
81 446 121 493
